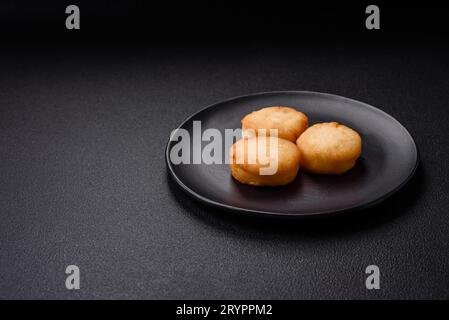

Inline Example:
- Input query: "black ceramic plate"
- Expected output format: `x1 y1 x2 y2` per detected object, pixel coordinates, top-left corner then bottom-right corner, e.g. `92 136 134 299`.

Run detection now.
166 91 418 218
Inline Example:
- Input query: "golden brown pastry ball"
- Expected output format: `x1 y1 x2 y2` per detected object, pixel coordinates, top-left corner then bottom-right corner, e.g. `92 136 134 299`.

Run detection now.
229 136 301 186
241 106 308 142
296 122 362 175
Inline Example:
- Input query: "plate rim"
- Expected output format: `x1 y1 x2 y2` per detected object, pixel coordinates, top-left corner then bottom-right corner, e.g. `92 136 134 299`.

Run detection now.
165 90 419 218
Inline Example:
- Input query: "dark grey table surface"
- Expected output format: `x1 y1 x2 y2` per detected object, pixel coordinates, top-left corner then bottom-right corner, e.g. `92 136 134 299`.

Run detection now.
0 42 448 299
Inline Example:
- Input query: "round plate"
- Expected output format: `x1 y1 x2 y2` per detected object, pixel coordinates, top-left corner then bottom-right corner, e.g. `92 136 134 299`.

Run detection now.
166 91 418 218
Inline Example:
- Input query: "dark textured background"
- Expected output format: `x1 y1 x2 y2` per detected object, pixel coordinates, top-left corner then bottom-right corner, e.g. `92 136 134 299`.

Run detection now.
1 1 449 299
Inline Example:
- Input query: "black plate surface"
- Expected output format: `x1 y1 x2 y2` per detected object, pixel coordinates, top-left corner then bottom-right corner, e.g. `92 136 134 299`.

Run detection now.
166 91 418 217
